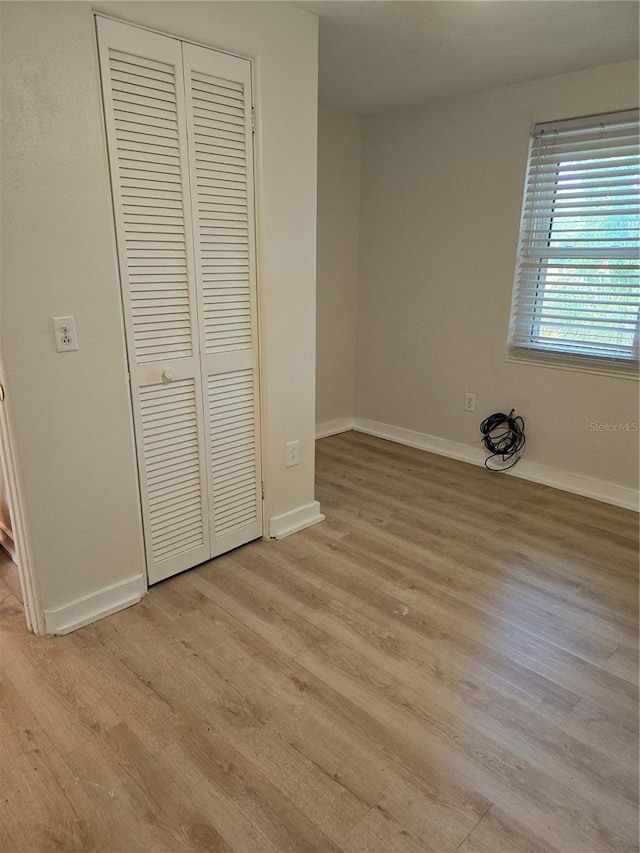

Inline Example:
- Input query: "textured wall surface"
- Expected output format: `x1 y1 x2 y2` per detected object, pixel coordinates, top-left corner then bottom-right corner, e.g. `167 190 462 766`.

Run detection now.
355 61 639 488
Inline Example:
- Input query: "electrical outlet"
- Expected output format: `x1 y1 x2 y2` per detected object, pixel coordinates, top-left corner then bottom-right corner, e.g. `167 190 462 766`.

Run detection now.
285 440 300 467
464 392 476 413
52 316 79 352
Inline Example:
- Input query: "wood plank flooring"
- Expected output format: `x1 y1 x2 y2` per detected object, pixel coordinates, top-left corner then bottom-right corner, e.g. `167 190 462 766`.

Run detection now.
0 549 22 605
1 430 638 852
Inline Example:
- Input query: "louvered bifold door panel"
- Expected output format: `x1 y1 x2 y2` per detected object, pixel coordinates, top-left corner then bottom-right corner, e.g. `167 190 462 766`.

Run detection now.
97 19 211 582
139 379 207 566
184 44 263 555
208 369 260 542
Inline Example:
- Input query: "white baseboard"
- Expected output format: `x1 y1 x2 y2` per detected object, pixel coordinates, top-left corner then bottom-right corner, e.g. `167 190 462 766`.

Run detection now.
316 417 354 439
43 573 146 636
269 500 325 539
348 417 638 512
353 417 480 464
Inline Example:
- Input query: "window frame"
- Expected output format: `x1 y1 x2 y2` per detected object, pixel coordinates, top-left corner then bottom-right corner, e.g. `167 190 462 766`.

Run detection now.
506 109 640 379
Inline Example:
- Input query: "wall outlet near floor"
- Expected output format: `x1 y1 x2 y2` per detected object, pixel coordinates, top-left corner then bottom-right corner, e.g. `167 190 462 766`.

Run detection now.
52 315 79 352
464 392 476 413
285 440 300 467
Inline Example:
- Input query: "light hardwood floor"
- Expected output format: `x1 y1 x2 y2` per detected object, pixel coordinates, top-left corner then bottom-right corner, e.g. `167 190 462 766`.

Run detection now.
1 431 638 852
0 549 22 605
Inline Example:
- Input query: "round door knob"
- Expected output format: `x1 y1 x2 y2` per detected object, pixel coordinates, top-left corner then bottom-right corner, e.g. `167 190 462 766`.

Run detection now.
163 368 176 381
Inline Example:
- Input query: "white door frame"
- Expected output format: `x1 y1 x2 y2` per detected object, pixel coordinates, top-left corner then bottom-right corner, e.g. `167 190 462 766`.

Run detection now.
0 345 45 634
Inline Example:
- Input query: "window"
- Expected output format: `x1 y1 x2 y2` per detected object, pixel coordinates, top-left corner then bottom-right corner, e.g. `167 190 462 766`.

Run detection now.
508 110 639 376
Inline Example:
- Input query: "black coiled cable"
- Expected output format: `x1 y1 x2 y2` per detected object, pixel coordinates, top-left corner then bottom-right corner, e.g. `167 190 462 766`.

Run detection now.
480 409 525 471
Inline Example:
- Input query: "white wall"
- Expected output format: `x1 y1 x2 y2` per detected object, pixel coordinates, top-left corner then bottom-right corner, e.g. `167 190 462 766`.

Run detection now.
316 106 361 426
355 60 639 490
0 1 319 620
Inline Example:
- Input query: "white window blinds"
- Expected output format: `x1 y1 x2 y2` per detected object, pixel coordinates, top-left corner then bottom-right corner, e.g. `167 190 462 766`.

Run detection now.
508 109 640 376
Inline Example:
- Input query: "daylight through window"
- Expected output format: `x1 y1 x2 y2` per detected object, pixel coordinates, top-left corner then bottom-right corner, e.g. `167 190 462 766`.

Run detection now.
508 110 639 376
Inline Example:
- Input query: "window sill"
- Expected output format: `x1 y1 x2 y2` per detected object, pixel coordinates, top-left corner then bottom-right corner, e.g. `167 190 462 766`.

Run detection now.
505 353 639 381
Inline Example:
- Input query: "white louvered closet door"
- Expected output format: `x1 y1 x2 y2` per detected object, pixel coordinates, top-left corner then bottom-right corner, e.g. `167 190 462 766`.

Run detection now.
97 18 263 584
183 44 263 557
97 19 212 583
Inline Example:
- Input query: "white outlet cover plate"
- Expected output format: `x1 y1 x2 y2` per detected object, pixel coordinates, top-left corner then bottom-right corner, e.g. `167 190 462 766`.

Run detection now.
52 315 79 352
285 440 300 467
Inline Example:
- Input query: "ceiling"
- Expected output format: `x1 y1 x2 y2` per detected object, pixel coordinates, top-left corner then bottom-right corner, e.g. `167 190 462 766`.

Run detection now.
292 1 639 114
